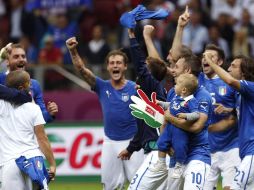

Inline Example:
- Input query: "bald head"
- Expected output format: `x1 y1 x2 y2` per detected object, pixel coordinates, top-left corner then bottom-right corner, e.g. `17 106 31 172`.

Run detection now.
6 70 30 91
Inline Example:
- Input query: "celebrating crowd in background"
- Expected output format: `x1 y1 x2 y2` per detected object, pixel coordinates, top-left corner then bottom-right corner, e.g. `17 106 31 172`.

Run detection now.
0 0 253 78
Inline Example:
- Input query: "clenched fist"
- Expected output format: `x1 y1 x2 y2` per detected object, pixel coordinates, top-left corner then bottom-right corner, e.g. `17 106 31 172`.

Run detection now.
66 37 78 51
143 25 155 38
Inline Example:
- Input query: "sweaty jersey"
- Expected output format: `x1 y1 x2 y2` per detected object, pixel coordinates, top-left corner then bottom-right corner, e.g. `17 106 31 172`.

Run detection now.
0 101 45 166
199 72 238 152
0 73 54 123
238 80 254 159
93 77 137 141
168 86 212 166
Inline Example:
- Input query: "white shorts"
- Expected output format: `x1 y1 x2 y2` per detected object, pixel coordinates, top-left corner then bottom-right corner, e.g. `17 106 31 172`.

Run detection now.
128 151 168 190
231 155 254 190
204 148 240 190
0 159 35 190
168 160 210 190
101 136 144 190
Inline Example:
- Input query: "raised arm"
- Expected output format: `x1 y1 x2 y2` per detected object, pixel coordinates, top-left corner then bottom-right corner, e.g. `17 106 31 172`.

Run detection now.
35 124 56 180
171 6 190 61
204 52 241 90
143 25 161 60
66 37 96 88
128 29 149 75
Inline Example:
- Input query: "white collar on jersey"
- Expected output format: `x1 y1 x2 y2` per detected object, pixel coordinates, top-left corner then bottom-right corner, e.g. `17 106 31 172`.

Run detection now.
182 94 194 101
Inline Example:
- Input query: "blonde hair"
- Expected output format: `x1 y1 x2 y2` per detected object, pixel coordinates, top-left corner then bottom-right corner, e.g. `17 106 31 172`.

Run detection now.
177 73 198 95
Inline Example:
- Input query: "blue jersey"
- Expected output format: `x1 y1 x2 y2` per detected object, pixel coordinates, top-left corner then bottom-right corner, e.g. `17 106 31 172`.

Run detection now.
0 84 32 104
168 86 212 166
158 95 198 163
93 77 137 141
170 95 198 117
199 72 238 152
238 80 254 159
0 73 54 123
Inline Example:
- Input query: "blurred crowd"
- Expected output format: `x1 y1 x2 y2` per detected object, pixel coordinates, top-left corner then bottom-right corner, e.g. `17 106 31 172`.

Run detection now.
0 0 253 78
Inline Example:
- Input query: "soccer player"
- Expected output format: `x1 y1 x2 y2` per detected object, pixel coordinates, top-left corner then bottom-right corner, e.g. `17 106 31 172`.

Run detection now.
0 43 58 123
117 28 168 190
204 53 254 190
200 44 240 190
66 37 143 190
0 70 56 190
156 73 200 179
165 54 212 190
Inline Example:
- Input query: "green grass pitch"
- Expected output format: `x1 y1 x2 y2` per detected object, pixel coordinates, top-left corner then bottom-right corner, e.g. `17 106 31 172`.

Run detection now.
49 181 223 190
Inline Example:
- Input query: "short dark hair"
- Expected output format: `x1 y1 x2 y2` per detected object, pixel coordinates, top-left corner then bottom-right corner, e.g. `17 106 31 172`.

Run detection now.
6 70 30 89
146 57 167 81
171 45 193 63
105 50 129 65
235 55 254 81
205 44 225 63
181 54 201 77
180 45 193 57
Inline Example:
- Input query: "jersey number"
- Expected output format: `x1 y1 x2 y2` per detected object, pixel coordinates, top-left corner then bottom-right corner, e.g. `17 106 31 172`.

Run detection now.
234 168 245 184
191 172 202 185
130 174 139 185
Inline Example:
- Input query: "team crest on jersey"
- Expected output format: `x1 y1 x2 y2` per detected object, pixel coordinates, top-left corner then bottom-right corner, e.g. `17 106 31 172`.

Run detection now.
121 93 129 102
36 160 42 170
218 86 227 96
180 101 188 107
172 101 181 110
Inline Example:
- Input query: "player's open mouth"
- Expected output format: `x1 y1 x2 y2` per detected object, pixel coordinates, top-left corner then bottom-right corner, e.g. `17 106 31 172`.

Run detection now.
113 70 120 74
112 70 120 78
17 64 25 69
203 63 209 68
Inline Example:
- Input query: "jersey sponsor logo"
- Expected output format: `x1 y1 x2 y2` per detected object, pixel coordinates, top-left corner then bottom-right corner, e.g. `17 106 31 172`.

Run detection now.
145 106 155 117
218 86 227 96
121 93 129 102
199 101 208 111
106 90 111 98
